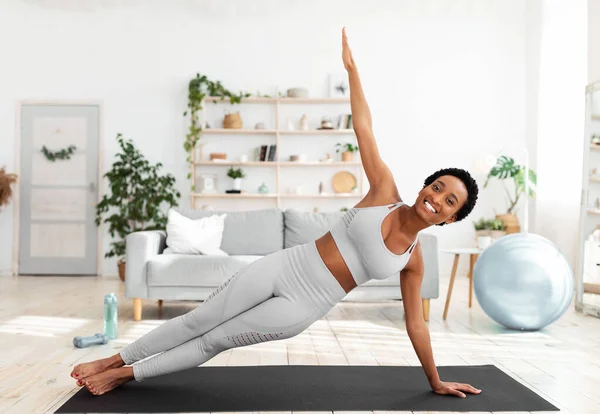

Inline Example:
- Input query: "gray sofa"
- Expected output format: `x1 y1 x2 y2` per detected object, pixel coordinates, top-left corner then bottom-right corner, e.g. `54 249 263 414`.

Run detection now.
125 208 439 321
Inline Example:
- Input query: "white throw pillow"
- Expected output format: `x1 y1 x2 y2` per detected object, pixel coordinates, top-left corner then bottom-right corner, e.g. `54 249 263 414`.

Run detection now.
165 209 228 255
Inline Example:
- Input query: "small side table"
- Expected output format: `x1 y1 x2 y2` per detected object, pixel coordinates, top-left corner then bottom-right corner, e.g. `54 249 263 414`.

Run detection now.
441 248 483 320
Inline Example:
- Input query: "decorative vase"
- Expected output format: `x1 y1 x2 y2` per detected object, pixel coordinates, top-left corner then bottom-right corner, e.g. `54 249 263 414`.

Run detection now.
233 178 242 190
300 114 309 131
496 214 520 234
117 259 126 282
258 182 269 194
341 151 353 162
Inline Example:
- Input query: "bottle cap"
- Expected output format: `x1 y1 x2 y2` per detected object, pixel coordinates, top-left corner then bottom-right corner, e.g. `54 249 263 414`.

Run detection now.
104 293 118 303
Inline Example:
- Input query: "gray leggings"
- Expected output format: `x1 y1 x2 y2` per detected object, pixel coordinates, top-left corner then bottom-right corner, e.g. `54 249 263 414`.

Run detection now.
119 241 347 381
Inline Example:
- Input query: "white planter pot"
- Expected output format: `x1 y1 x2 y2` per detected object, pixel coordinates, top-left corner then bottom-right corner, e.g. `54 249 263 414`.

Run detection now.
233 178 242 190
477 236 492 250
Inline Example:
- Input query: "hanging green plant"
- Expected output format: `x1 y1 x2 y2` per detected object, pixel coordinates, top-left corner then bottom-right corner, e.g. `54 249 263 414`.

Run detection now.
41 145 77 161
183 73 251 189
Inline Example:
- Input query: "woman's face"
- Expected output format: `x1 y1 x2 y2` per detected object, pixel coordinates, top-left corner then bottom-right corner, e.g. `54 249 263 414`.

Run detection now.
415 175 469 226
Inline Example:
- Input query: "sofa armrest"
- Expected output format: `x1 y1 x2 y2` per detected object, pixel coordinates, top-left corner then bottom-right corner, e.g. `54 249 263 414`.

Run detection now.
125 230 166 299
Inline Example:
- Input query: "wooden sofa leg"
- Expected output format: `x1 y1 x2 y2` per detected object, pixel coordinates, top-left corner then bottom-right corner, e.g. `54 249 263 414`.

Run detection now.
422 299 430 322
133 299 142 321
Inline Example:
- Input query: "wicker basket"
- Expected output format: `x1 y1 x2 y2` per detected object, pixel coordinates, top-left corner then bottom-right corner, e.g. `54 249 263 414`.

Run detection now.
223 112 242 129
210 153 227 160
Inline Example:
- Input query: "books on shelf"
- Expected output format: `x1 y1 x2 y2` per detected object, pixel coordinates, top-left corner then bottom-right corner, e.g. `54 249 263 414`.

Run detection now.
257 144 277 161
338 114 352 129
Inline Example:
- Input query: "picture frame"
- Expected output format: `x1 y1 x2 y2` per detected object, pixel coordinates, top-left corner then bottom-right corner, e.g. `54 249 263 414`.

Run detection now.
198 173 218 194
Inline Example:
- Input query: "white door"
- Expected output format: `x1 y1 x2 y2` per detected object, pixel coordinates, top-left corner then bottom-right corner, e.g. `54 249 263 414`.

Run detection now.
19 104 100 275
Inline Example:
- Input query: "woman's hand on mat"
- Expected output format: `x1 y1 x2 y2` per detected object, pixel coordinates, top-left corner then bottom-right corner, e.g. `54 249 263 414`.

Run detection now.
341 27 356 71
432 381 481 398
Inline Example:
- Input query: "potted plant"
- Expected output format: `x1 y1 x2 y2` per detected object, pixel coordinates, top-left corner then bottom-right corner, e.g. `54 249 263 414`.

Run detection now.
335 142 359 162
484 155 537 234
0 167 18 213
95 133 181 282
473 218 490 238
488 218 507 240
227 167 246 191
473 217 506 248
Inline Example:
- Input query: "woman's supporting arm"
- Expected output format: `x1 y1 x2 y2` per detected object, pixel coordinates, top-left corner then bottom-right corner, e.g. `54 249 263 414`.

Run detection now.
400 244 481 398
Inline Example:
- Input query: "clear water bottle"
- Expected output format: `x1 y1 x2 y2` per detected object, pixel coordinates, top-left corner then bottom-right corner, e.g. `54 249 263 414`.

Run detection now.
104 293 118 340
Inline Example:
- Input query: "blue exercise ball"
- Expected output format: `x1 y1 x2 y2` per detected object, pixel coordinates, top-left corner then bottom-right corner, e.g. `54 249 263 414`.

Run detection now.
473 232 573 331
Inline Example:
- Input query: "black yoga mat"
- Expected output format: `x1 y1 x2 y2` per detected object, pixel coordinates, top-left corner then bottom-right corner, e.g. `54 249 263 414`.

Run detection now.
57 364 559 413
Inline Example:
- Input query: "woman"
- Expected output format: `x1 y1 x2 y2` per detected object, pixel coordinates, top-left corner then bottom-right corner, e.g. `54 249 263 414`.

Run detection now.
71 27 481 399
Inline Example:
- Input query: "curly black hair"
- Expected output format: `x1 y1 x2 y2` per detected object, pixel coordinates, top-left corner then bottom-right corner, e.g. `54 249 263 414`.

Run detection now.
423 167 479 226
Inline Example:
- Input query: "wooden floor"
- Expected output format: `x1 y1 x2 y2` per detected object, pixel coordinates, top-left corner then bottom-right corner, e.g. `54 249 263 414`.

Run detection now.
1 274 600 414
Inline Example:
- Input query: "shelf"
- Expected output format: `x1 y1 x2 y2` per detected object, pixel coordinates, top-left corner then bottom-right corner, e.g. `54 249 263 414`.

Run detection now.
194 161 361 167
200 128 354 135
279 161 360 167
204 96 277 104
591 144 600 151
279 129 354 135
588 209 600 215
584 283 600 295
190 192 362 199
195 161 277 166
592 114 600 121
591 175 600 183
280 193 362 198
278 97 350 104
203 96 349 104
191 193 278 198
202 128 277 135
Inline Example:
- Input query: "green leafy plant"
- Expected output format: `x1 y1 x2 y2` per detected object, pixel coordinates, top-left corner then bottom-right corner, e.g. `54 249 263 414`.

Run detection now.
95 133 181 261
473 217 506 231
489 218 506 231
473 218 488 231
41 145 76 161
227 167 246 179
335 142 359 153
183 73 251 188
483 155 537 214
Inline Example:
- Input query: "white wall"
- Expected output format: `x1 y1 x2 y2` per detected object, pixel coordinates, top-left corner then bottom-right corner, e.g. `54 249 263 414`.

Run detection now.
590 0 600 83
532 0 587 270
0 0 533 276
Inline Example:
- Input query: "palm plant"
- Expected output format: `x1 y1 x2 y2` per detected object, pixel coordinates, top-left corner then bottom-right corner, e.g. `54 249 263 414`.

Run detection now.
483 155 537 214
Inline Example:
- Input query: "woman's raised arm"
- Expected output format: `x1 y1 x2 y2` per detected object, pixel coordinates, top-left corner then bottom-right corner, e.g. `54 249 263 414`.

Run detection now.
342 27 395 192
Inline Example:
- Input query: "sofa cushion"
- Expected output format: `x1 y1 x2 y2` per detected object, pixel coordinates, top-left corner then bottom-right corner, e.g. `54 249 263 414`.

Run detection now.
147 254 262 287
283 209 344 248
173 208 283 255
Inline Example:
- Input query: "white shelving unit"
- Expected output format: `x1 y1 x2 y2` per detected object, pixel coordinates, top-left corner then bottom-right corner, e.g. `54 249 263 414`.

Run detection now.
576 80 600 317
189 96 365 209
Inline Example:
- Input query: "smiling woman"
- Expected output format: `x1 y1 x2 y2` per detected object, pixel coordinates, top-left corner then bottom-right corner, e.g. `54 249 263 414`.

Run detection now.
419 169 479 227
70 27 481 401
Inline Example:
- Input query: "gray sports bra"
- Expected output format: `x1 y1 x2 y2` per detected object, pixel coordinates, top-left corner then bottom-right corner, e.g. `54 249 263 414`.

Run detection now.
329 201 419 285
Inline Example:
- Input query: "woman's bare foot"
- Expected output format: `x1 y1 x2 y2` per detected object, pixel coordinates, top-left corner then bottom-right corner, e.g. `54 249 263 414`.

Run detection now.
84 367 134 396
71 354 124 385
